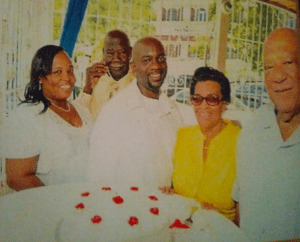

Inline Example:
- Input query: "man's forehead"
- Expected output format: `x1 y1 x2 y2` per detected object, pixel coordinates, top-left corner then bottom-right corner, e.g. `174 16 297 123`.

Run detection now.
104 37 128 49
265 37 298 58
265 29 299 53
137 43 165 57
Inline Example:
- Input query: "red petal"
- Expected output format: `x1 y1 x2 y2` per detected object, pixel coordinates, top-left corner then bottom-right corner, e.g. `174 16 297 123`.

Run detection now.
91 215 102 224
169 219 190 229
81 192 90 197
102 187 111 191
112 196 124 204
75 203 85 209
128 216 139 226
150 207 159 215
130 187 138 191
148 196 158 201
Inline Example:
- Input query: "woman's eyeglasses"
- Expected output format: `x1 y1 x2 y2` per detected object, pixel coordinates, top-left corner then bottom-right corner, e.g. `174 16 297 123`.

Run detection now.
190 94 223 106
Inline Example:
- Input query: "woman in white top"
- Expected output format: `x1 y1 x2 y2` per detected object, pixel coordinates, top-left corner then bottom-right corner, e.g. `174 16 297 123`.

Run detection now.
4 45 94 191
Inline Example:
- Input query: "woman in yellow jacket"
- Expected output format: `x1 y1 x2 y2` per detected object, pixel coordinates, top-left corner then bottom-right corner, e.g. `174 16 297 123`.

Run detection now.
162 67 240 222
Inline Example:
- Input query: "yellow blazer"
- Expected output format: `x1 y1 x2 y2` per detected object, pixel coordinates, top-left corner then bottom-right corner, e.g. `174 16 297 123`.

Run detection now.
172 120 240 220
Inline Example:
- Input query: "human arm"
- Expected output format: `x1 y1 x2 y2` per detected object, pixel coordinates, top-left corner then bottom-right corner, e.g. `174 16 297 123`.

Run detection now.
159 186 175 194
232 201 240 226
4 104 45 191
83 61 109 94
231 125 243 226
88 102 123 184
231 181 240 226
75 61 113 119
222 110 253 129
200 202 218 210
6 155 44 191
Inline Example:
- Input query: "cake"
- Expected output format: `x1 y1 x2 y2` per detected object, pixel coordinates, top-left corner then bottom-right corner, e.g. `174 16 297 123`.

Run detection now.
57 185 197 242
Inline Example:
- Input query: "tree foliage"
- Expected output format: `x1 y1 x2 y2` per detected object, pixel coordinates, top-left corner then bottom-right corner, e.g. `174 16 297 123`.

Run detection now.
75 0 157 60
228 0 295 76
53 0 295 76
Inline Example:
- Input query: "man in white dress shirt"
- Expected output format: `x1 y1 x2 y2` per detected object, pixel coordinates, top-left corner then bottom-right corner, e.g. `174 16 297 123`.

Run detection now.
88 37 197 188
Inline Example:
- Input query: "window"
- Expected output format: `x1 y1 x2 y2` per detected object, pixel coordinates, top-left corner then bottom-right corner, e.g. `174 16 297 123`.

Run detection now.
178 7 183 21
196 8 206 21
285 16 295 28
162 8 166 21
191 7 206 22
167 8 178 21
165 44 181 57
191 8 195 21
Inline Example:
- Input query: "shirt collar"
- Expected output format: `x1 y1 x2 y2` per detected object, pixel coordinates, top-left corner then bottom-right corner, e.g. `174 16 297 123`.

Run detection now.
259 103 278 129
259 103 300 146
126 78 177 115
106 67 135 84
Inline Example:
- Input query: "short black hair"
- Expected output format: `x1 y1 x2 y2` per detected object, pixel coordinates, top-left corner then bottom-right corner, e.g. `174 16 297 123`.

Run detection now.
105 29 131 49
190 66 231 103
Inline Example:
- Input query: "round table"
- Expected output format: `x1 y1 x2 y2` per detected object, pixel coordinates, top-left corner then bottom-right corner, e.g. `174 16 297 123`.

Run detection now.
0 183 250 242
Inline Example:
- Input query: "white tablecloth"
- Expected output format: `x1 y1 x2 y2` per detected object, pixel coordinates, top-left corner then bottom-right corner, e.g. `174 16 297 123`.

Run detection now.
0 183 250 242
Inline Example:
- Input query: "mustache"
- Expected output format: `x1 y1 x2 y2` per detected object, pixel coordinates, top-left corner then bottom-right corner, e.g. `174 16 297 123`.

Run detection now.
106 61 126 67
147 69 166 75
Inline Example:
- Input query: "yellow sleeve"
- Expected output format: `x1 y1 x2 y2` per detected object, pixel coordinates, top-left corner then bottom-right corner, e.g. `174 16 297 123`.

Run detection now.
74 92 92 110
89 76 112 120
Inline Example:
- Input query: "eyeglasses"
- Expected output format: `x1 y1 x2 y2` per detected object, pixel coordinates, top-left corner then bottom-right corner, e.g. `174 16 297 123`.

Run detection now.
190 94 223 106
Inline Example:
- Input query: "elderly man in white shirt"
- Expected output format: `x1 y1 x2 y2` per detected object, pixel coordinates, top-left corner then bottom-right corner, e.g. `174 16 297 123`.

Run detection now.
232 28 300 241
88 37 197 188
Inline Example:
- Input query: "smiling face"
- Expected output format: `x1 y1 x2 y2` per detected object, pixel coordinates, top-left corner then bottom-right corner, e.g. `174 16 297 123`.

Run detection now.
264 29 300 114
103 36 131 81
132 38 167 98
193 81 226 131
40 51 75 102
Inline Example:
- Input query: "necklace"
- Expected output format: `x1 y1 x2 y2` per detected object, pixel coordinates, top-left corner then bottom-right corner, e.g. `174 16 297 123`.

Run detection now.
203 139 210 150
47 98 71 112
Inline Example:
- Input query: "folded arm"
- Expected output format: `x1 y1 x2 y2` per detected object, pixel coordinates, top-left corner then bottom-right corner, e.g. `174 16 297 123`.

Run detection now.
6 155 44 191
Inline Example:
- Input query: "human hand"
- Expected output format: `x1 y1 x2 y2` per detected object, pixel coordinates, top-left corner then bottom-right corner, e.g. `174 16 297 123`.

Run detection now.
159 186 175 195
201 202 216 211
83 61 109 94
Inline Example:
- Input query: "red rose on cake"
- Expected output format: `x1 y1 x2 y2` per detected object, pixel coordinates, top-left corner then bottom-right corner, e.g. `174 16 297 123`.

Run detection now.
169 219 190 229
75 203 85 209
149 196 158 201
150 207 159 215
91 215 102 224
112 196 124 204
128 216 138 226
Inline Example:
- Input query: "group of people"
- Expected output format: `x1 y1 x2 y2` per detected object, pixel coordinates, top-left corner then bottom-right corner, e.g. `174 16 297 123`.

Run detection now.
3 27 300 241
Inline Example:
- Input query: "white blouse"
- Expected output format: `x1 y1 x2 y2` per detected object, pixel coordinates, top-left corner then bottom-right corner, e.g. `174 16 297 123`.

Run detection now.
4 102 94 185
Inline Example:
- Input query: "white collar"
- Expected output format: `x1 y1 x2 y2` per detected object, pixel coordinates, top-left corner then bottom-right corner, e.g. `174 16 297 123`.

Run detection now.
126 79 177 116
